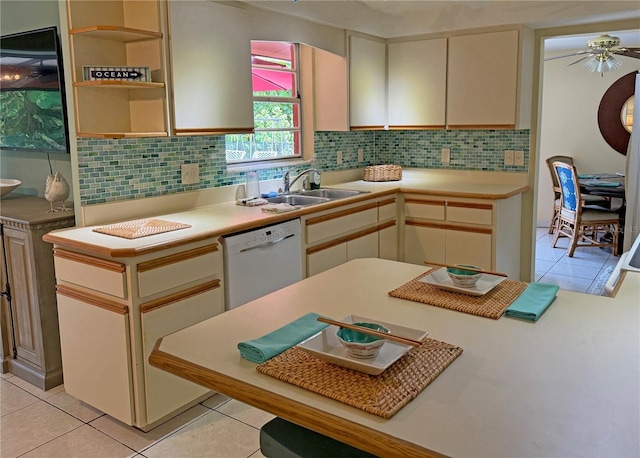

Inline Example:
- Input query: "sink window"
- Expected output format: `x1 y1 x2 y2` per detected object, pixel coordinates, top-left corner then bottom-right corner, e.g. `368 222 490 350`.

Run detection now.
226 41 301 164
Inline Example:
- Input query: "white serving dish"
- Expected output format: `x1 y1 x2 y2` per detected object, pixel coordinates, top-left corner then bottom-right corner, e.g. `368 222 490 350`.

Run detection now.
420 267 506 296
296 315 428 376
0 179 22 197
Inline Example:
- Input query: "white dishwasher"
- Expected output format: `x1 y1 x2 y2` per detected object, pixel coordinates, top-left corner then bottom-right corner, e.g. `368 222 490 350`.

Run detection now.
223 218 303 309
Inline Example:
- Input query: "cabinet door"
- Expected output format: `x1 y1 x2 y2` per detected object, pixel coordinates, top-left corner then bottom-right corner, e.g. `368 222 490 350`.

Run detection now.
447 30 519 128
378 222 398 261
403 223 445 266
314 47 348 131
168 1 253 133
56 286 134 425
347 231 378 261
446 229 492 270
388 38 447 128
141 280 222 424
349 36 386 129
2 228 40 366
307 242 347 277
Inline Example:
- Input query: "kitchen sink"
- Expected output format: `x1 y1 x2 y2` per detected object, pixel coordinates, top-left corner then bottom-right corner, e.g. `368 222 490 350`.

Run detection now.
266 195 330 206
298 188 370 199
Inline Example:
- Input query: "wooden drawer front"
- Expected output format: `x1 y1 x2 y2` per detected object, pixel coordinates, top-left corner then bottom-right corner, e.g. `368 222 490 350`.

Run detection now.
404 199 445 220
54 249 127 299
306 203 377 244
137 244 221 298
56 286 134 425
378 198 397 221
141 281 222 424
446 201 493 225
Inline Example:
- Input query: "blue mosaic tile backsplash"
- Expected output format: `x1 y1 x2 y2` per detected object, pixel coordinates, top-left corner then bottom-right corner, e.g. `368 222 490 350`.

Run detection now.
76 129 529 205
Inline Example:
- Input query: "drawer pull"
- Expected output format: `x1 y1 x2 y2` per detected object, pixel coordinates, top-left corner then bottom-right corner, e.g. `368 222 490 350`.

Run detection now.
140 279 221 313
54 248 125 273
56 284 128 315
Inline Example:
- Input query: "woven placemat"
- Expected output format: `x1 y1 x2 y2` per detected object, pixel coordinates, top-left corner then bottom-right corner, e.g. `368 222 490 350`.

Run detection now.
388 269 528 319
93 218 191 239
257 338 462 419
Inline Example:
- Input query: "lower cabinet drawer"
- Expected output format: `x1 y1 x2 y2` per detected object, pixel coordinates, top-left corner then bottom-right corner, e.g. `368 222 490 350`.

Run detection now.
446 201 493 225
137 244 221 298
305 203 377 244
54 249 127 299
141 280 223 424
56 285 134 425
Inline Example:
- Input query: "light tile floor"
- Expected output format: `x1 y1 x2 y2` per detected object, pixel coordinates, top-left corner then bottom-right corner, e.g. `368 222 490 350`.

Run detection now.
1 371 272 458
1 231 620 457
534 227 620 295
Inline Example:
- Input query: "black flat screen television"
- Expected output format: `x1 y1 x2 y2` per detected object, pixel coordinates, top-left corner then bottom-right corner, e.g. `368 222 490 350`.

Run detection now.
0 26 70 154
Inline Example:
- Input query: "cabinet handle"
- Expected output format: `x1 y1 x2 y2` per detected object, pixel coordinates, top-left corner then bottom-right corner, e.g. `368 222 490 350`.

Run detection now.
306 202 378 226
56 284 128 315
140 280 221 313
137 244 219 272
54 248 125 273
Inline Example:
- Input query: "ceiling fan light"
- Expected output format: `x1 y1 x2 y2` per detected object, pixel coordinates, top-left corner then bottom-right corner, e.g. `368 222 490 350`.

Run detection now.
583 54 622 74
604 55 622 71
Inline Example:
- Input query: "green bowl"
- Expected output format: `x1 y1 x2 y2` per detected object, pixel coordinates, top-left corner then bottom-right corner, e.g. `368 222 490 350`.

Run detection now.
446 265 482 287
336 322 390 358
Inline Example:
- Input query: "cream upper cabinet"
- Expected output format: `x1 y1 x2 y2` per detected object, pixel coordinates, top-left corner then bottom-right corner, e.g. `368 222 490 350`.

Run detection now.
387 38 447 129
167 1 253 135
313 47 348 132
447 30 519 128
65 0 169 138
349 35 386 129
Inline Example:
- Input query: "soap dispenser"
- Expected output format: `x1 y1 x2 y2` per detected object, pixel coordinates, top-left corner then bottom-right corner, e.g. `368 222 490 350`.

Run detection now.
309 170 321 190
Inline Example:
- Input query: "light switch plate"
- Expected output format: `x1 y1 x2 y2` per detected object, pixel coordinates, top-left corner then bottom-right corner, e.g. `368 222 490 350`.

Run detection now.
337 151 343 165
504 150 514 166
514 150 525 166
358 148 364 162
441 148 450 163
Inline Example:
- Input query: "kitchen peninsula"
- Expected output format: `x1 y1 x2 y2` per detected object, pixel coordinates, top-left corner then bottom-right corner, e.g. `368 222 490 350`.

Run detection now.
42 169 530 430
150 258 640 458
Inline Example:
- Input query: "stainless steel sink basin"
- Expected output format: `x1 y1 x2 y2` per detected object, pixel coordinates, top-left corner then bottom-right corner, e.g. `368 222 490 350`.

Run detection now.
266 195 330 206
299 188 369 199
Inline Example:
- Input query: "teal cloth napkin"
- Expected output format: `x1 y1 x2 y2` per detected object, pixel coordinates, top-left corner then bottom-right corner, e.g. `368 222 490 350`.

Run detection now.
577 174 596 179
590 181 620 187
504 283 560 322
237 312 329 363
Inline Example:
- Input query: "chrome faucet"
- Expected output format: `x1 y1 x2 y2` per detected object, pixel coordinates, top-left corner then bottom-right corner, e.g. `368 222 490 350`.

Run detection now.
283 168 321 194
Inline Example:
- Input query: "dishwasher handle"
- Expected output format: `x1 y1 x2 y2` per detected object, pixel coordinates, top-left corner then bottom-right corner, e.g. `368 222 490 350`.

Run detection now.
239 233 297 253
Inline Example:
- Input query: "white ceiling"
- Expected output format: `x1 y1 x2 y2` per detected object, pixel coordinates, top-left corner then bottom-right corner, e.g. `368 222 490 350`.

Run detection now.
241 0 640 39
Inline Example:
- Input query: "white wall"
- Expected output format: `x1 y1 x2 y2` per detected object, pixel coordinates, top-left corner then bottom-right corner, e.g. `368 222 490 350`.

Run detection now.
0 0 73 199
536 50 634 226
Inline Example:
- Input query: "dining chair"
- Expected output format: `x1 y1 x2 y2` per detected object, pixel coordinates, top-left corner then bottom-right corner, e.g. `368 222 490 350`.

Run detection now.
551 161 619 257
545 155 610 234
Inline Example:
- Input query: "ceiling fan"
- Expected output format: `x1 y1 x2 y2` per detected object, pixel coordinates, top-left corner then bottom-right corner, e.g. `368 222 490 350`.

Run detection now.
545 34 640 75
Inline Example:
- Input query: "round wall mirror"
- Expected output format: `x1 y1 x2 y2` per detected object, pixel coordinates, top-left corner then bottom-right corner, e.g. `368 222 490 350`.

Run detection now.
598 71 636 155
621 96 634 133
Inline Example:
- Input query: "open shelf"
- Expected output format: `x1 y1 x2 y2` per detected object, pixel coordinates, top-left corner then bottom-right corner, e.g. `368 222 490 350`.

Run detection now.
69 25 162 42
76 131 169 139
74 81 165 89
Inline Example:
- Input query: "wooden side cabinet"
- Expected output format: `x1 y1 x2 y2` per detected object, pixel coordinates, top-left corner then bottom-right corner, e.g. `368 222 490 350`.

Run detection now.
0 197 74 390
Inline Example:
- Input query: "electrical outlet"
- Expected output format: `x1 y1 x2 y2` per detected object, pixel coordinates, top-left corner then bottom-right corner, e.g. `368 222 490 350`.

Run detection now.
181 163 199 185
504 150 514 166
441 148 450 163
337 151 343 165
358 148 364 162
514 150 525 166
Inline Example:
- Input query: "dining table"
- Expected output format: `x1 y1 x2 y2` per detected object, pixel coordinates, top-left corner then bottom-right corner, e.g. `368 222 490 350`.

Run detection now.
579 172 626 252
149 258 640 458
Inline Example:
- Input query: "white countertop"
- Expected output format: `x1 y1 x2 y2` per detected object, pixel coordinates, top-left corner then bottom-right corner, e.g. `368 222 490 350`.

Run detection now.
43 169 528 258
151 258 640 458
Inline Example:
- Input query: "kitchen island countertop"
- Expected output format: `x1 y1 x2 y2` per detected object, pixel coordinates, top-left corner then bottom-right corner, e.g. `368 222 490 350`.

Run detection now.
150 258 640 458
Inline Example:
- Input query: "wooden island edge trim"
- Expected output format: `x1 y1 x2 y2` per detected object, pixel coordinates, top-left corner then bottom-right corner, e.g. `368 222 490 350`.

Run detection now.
148 343 448 458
